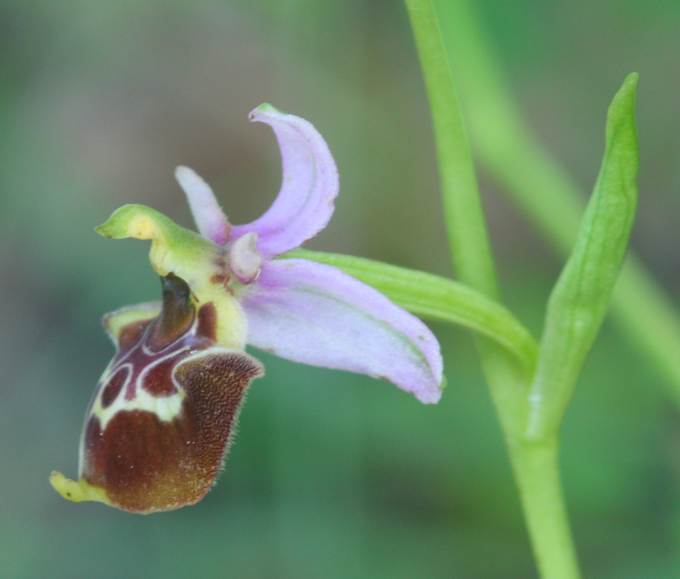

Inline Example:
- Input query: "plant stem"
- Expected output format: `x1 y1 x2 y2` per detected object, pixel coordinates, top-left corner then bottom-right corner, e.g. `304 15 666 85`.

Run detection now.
404 1 497 298
405 0 580 576
510 440 580 579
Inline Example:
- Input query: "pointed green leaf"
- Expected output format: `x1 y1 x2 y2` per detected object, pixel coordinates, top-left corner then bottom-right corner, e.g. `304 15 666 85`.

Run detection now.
526 74 639 440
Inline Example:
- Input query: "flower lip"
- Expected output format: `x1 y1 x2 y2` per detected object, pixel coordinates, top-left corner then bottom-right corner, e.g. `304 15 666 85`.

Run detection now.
52 272 263 514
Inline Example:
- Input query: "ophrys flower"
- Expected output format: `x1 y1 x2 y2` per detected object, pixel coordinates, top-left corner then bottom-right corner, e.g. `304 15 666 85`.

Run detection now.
50 104 443 513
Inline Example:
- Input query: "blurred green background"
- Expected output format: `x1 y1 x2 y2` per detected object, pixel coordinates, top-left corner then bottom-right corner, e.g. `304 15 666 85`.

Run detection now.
1 0 678 577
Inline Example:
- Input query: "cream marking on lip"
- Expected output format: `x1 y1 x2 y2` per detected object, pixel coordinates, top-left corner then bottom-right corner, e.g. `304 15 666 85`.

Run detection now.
94 315 198 406
91 347 247 435
91 347 190 431
79 386 187 477
136 346 190 395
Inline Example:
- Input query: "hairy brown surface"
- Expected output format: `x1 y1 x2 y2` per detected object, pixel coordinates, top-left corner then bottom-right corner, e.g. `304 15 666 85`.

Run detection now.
82 350 263 513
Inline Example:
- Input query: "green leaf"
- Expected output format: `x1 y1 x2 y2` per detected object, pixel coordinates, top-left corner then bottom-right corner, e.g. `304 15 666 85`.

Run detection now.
526 74 640 440
284 249 538 376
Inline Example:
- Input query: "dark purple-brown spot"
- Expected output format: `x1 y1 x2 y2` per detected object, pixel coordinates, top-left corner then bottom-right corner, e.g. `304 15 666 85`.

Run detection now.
118 320 151 351
142 356 180 396
101 366 129 407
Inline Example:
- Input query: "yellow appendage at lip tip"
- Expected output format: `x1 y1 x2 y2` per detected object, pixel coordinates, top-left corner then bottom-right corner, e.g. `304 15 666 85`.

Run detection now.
49 471 111 506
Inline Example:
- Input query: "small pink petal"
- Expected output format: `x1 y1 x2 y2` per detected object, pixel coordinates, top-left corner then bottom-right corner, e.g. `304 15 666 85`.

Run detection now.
231 104 339 257
241 259 443 404
175 166 231 245
229 233 263 284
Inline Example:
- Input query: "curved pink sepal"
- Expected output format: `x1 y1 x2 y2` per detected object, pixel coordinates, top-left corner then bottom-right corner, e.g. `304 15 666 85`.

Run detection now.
241 259 443 404
231 104 339 257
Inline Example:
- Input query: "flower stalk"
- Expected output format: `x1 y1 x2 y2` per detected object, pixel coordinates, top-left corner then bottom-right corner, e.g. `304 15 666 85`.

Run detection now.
509 440 580 579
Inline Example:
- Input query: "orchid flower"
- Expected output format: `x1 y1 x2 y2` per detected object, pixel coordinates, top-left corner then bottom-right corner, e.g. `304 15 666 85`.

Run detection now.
50 104 443 514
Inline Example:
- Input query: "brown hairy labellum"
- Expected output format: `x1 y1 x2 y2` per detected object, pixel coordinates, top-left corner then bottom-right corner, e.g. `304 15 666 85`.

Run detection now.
52 274 262 513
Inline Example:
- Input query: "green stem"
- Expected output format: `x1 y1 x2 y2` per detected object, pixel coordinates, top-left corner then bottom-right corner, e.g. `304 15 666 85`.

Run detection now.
405 1 580 577
511 441 580 579
405 1 497 296
435 0 680 407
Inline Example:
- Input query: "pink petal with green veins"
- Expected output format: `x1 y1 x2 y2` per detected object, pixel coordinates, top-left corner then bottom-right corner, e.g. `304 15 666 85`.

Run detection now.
241 259 443 404
231 104 339 257
175 166 231 245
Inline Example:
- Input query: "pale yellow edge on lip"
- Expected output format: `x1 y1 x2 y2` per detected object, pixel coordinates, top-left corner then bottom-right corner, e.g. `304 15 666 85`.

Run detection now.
49 470 111 506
